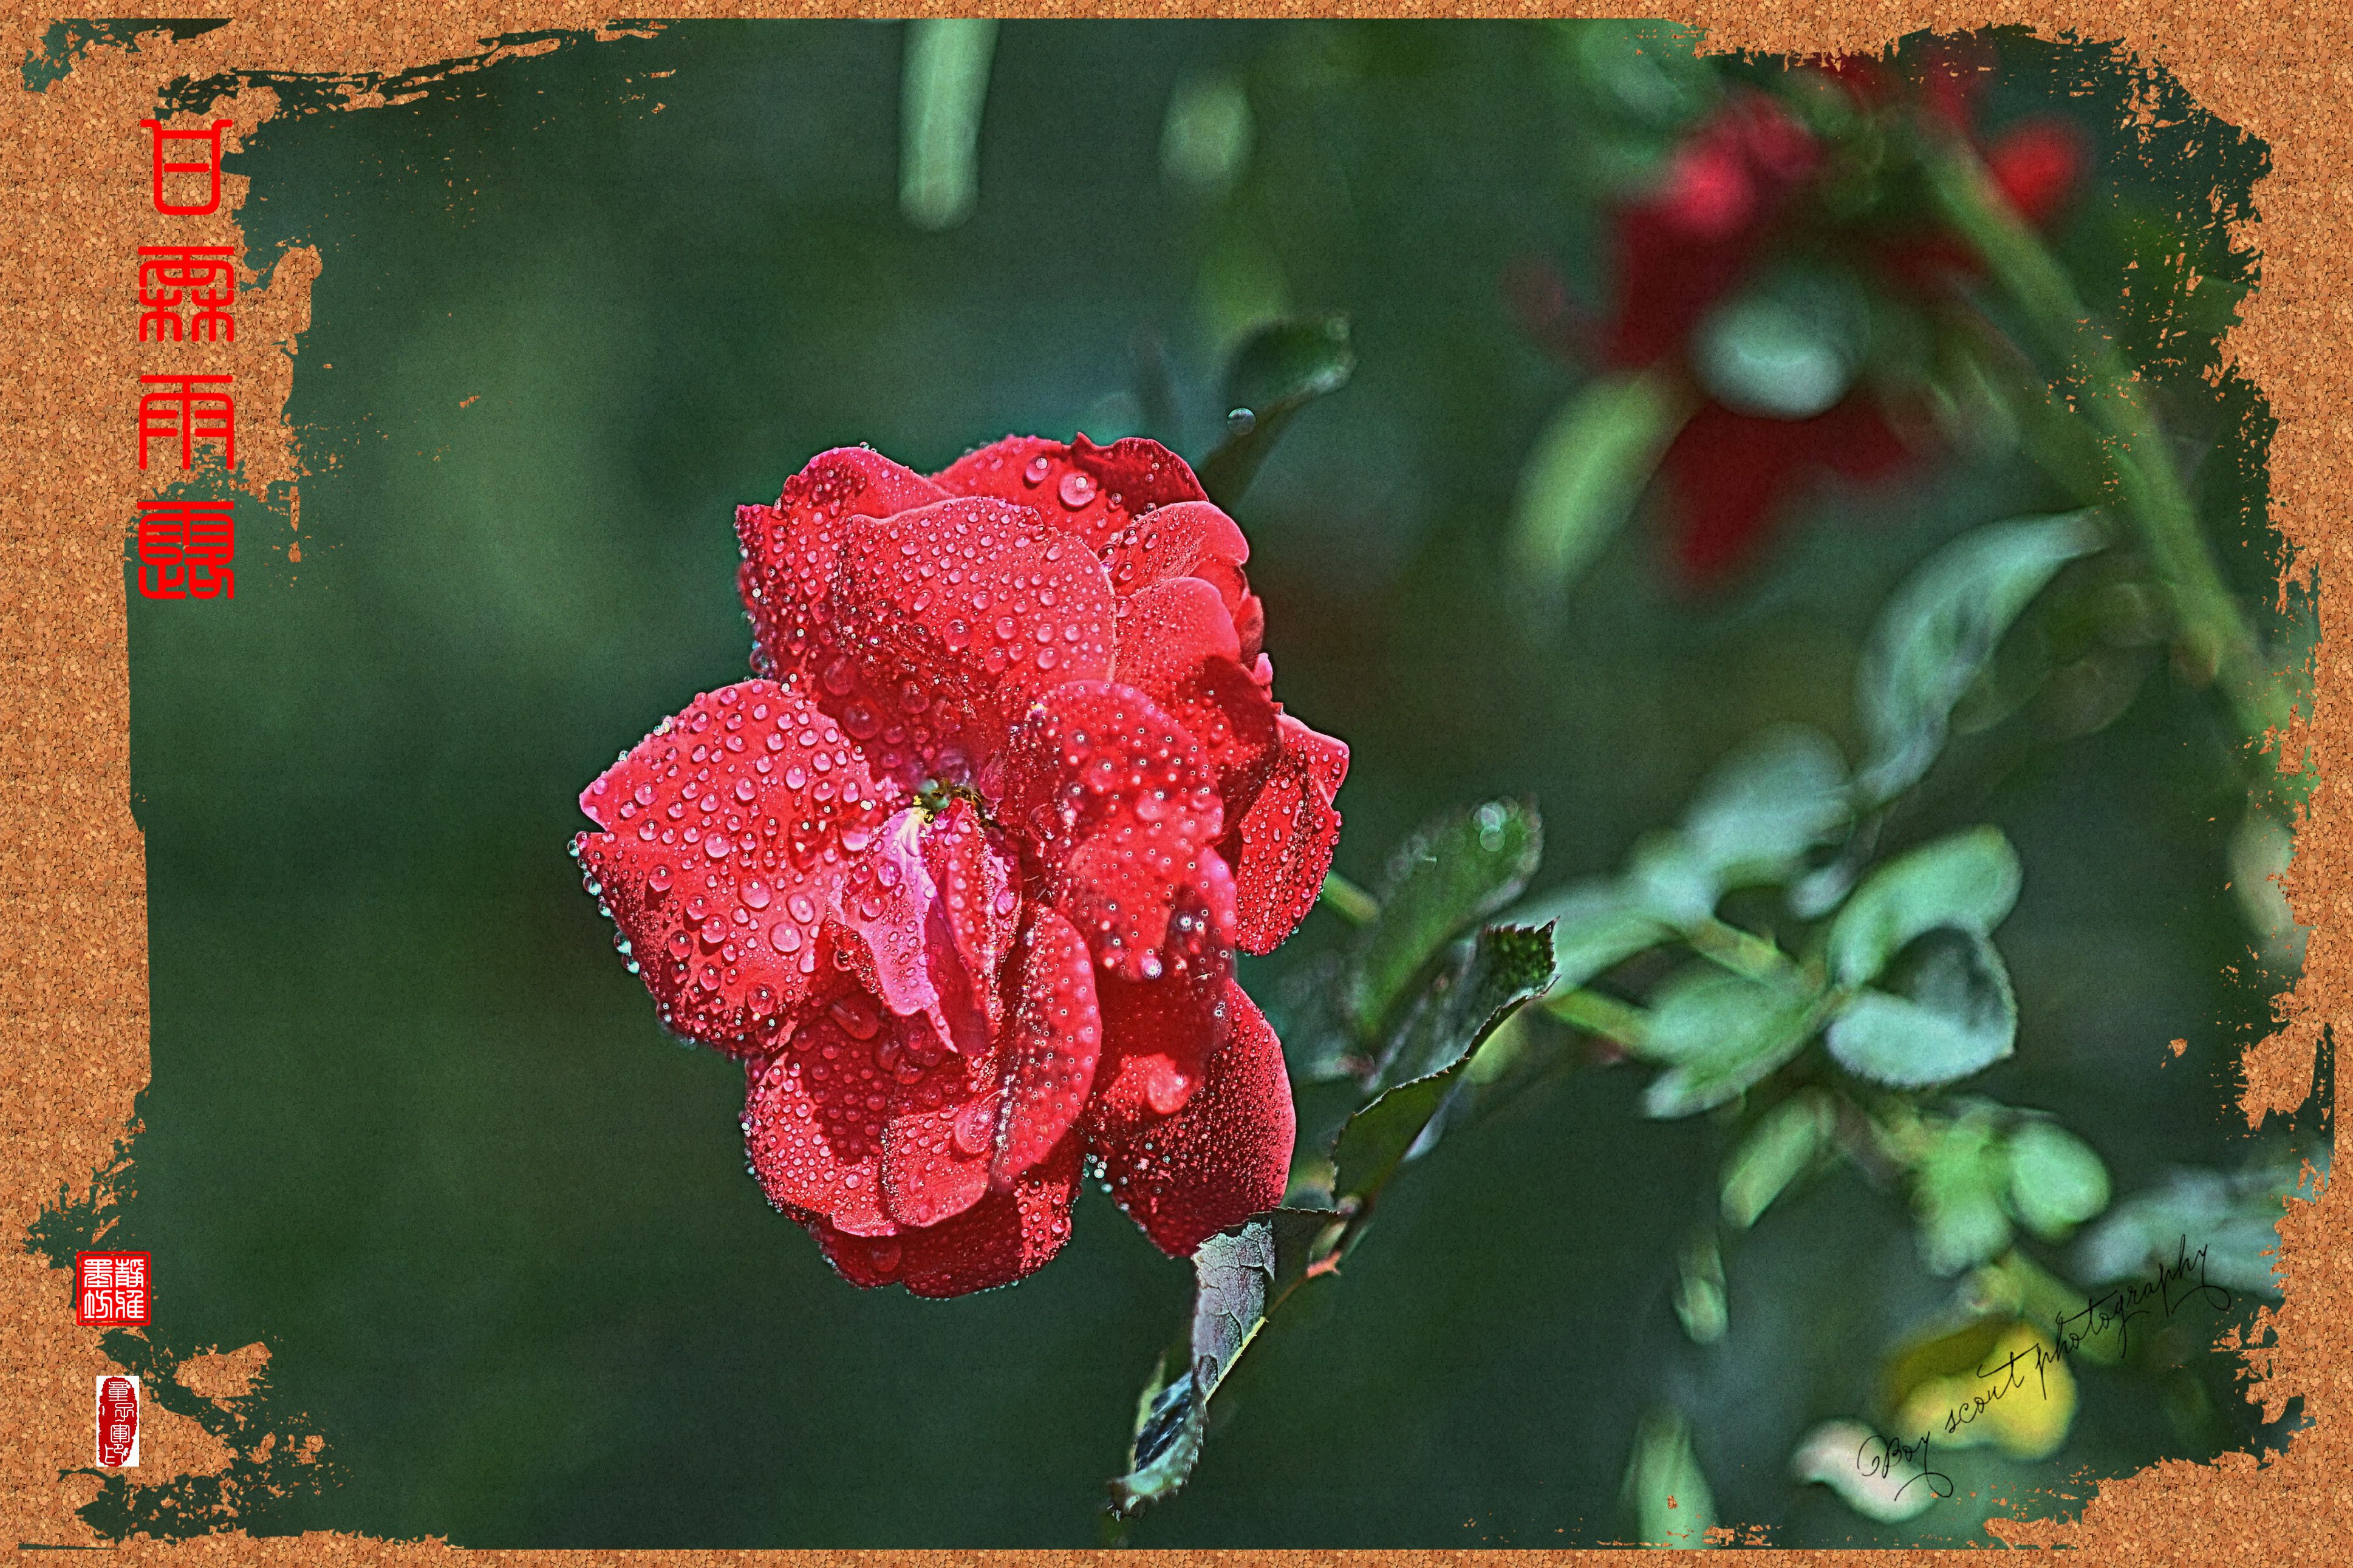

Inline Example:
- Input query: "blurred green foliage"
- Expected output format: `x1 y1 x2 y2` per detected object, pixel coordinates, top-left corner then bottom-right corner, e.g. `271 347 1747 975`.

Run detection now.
96 18 2315 1550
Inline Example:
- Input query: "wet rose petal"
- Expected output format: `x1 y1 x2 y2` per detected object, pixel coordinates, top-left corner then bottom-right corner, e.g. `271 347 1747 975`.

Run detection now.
572 680 893 1052
880 1041 996 1229
1113 575 1282 810
991 908 1102 1186
1092 980 1294 1256
742 1006 897 1236
735 448 950 783
919 797 1019 1052
933 433 1209 552
588 438 1341 1293
999 680 1230 981
1090 961 1231 1131
1226 713 1349 955
833 495 1116 775
813 1131 1083 1298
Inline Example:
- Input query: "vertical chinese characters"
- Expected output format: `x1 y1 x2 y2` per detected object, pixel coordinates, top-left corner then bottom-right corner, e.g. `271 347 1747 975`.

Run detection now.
95 1375 141 1468
134 118 237 599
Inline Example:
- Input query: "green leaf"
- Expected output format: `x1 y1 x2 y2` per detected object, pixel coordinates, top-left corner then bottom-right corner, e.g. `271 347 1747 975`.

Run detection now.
1624 832 1714 928
1107 1208 1336 1519
1507 878 1671 988
1550 19 1712 135
1333 924 1555 1204
1508 369 1691 593
1639 967 1823 1120
1197 315 1355 506
1856 511 2104 803
2074 1159 2310 1299
1692 265 1870 420
1673 1229 1728 1345
1825 927 2017 1089
1619 726 1851 927
1622 1407 1716 1549
1665 724 1851 918
2003 1121 2112 1239
1721 1089 1836 1229
1910 1111 2013 1276
1789 1420 1940 1524
1826 826 2022 986
1348 800 1542 1044
1158 72 1252 198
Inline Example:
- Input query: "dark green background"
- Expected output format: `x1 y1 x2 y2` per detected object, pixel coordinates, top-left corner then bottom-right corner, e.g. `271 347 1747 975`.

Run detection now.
109 19 2294 1547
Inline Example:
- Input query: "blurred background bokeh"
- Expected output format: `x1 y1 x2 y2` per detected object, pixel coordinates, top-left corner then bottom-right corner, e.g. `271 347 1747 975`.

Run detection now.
102 18 2317 1548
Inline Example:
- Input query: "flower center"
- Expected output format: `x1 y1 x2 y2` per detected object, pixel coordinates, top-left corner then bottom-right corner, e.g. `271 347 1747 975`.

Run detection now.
914 776 995 827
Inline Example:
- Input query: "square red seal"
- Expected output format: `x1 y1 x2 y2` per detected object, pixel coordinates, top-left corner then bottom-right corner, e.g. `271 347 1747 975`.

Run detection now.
74 1252 151 1327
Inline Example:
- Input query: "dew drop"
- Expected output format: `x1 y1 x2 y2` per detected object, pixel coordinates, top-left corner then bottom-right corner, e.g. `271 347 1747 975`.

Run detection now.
952 1092 1000 1157
830 995 882 1041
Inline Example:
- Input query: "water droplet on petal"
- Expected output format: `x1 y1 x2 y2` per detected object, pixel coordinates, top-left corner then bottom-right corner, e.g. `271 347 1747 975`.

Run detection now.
1058 471 1097 508
829 995 882 1040
952 1092 1002 1158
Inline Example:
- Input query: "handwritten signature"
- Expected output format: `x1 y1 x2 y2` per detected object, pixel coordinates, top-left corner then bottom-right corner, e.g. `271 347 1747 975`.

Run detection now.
1857 1427 1955 1502
1856 1235 2235 1503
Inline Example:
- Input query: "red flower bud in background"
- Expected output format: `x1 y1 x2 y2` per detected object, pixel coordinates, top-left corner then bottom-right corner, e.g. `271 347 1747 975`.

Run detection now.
1599 91 1822 371
1523 61 2091 587
573 436 1345 1295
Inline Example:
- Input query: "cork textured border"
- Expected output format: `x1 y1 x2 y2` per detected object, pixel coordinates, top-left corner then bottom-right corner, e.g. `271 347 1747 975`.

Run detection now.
1 1 2343 1559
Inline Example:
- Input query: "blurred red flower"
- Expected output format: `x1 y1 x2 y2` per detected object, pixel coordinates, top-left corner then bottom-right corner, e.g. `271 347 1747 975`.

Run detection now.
573 436 1345 1295
1520 63 2090 584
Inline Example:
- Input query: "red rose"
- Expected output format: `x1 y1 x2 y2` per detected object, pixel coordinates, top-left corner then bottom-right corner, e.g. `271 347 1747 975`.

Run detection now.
1565 75 2089 586
572 435 1345 1296
1598 90 1823 373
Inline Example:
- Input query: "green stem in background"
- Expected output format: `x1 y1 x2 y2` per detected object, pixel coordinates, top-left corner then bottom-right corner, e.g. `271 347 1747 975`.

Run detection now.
1544 986 1650 1048
1318 870 1381 927
1919 128 2270 744
898 20 999 231
1686 915 1799 987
